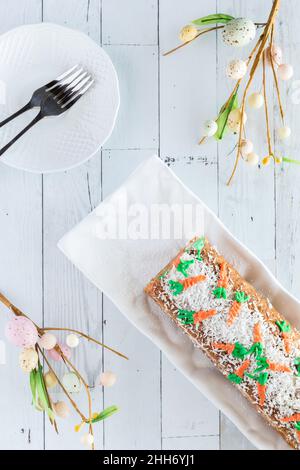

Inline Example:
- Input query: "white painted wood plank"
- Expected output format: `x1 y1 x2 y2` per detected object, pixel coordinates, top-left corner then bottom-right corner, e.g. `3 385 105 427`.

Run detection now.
159 0 220 446
43 158 104 450
102 0 157 45
162 435 219 450
102 149 161 450
43 0 101 41
275 3 300 292
42 0 104 450
160 0 218 157
0 0 43 451
102 45 158 150
217 0 274 450
161 356 219 439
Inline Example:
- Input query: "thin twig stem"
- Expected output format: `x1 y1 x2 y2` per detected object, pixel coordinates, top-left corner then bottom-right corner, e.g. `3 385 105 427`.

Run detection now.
163 25 224 56
226 0 281 185
270 25 285 123
262 52 273 156
43 327 128 360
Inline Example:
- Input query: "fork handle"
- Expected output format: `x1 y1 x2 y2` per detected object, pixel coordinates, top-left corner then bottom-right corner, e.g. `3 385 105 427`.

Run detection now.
0 102 32 128
0 111 44 157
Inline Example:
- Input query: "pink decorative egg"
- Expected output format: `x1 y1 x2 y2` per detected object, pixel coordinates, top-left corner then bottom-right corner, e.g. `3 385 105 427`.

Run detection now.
5 316 38 348
48 343 71 362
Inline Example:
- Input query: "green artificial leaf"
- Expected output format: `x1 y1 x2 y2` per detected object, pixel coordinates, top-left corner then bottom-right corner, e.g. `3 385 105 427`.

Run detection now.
192 13 234 26
36 364 55 421
92 405 118 423
282 157 300 165
214 91 239 141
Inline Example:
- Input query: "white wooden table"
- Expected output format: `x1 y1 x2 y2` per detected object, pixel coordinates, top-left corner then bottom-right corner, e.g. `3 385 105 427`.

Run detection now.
0 0 298 450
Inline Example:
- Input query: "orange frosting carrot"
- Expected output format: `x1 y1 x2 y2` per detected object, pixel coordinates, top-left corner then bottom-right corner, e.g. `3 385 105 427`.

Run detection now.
235 359 251 378
182 275 206 290
267 362 291 373
257 383 266 407
193 309 216 323
281 413 300 423
172 250 184 268
218 262 228 288
212 342 235 354
282 332 292 354
227 301 241 326
253 322 263 344
296 430 300 442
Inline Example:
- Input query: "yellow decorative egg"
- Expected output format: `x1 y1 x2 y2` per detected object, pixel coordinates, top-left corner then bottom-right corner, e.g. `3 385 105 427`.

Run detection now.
44 370 58 388
179 25 198 43
248 92 264 109
19 348 38 373
227 108 247 133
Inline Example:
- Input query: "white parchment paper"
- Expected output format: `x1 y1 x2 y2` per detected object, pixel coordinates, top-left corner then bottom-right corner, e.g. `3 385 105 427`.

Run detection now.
59 155 300 450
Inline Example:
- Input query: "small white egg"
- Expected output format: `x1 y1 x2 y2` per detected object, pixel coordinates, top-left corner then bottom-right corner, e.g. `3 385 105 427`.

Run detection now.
99 371 117 387
62 372 81 393
202 119 218 137
53 401 70 419
81 433 94 447
39 333 57 350
240 139 254 156
66 334 80 348
19 348 38 373
278 64 293 81
227 108 247 133
44 370 58 388
226 59 247 79
222 18 256 48
278 125 291 140
246 152 259 165
248 92 264 109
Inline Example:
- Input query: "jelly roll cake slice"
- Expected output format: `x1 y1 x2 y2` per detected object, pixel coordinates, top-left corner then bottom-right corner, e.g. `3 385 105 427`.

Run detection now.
145 237 300 450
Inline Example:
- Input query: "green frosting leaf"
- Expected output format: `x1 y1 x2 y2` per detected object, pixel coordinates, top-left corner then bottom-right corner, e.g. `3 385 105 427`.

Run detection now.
177 309 195 325
254 356 269 373
249 342 263 359
192 13 234 26
189 237 205 261
246 371 269 385
232 342 249 359
213 287 227 299
234 291 250 303
276 320 291 333
228 373 242 384
169 280 183 296
177 259 194 277
294 421 300 431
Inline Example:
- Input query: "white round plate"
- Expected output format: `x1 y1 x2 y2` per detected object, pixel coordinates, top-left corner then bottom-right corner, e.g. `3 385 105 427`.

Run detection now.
0 23 120 173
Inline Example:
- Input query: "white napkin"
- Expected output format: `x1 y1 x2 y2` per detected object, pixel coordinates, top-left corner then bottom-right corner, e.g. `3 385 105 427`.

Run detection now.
59 155 300 450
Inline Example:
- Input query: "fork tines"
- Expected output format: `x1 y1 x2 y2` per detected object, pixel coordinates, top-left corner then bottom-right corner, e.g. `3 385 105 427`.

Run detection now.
47 65 94 109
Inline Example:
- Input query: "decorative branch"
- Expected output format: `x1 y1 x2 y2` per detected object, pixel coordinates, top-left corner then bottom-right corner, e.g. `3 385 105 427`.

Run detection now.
1 291 126 449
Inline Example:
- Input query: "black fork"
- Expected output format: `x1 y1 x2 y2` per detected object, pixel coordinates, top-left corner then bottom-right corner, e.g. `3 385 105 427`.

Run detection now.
0 65 94 157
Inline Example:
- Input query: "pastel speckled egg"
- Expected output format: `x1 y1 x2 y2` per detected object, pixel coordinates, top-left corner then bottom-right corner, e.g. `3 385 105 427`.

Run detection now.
62 372 81 393
202 119 218 137
53 401 70 419
227 108 247 133
222 18 256 48
47 343 71 362
5 316 38 348
246 152 259 165
19 348 38 373
226 59 247 79
38 333 57 350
